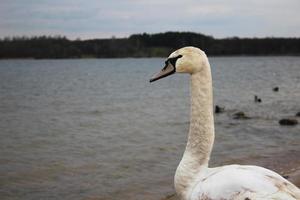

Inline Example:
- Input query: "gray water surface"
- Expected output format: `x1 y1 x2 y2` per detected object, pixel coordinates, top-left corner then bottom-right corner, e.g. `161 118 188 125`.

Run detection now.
0 57 299 200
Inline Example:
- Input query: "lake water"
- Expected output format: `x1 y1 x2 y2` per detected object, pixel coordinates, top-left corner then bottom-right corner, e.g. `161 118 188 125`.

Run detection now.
0 57 299 200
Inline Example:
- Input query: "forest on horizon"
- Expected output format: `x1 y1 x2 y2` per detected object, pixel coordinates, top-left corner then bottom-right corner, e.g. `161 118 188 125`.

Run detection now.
1 32 300 59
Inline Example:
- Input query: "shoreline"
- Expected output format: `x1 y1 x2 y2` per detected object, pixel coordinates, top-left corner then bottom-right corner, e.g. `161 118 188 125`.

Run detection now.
162 149 300 200
1 55 300 60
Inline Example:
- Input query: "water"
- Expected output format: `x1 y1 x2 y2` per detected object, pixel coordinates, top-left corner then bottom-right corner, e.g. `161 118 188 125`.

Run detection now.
0 57 299 200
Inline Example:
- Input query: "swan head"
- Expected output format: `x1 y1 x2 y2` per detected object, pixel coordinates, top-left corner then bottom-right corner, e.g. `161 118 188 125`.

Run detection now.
150 46 207 82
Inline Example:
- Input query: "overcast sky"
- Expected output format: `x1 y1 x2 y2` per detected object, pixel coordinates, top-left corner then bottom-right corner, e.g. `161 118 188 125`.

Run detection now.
1 0 300 39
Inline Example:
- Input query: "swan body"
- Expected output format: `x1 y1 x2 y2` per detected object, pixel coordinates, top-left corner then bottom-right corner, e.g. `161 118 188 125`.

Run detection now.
186 165 299 200
150 47 300 200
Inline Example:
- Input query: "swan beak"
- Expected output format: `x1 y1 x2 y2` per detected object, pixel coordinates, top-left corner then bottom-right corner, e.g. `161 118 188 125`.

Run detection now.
149 62 175 82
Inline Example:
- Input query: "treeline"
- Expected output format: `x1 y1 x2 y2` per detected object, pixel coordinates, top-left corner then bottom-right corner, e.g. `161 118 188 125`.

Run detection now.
0 32 300 59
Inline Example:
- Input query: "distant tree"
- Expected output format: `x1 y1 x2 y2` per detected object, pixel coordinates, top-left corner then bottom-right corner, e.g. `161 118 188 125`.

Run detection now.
0 32 300 58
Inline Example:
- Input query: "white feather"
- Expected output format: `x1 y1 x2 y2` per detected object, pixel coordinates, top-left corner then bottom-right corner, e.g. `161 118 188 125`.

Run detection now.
189 165 300 200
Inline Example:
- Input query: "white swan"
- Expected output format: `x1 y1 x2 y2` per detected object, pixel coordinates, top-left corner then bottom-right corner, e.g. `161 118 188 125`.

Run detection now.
150 46 300 200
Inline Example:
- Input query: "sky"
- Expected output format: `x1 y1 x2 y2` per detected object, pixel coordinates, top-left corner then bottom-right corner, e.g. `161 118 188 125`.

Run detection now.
1 0 300 40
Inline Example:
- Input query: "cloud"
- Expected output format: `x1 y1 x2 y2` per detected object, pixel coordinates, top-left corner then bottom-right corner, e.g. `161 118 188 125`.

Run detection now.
0 0 300 39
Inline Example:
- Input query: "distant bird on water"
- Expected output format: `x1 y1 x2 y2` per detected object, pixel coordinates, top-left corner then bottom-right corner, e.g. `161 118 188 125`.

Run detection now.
150 47 300 200
254 95 262 103
273 87 279 92
215 105 225 114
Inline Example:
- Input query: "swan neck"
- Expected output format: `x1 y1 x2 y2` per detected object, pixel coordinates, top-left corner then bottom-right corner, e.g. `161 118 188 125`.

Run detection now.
175 60 215 198
186 68 214 165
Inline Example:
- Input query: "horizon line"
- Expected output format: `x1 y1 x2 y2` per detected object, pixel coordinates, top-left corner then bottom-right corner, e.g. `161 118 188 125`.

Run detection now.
1 31 300 41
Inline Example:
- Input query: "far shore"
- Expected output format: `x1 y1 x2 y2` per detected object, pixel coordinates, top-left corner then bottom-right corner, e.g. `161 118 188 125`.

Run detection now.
1 54 300 60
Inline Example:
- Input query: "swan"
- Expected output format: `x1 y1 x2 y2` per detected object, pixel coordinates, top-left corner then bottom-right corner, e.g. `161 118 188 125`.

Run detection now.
149 47 300 200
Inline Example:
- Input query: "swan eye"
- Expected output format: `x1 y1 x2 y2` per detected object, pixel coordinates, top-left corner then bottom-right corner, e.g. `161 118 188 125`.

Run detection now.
166 55 183 67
